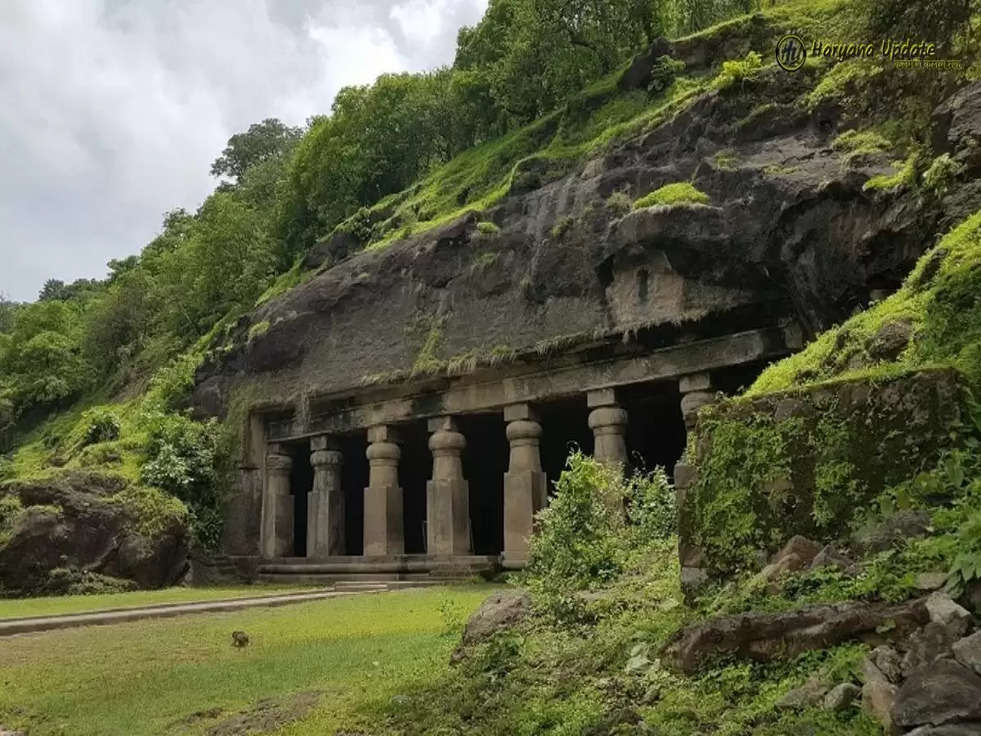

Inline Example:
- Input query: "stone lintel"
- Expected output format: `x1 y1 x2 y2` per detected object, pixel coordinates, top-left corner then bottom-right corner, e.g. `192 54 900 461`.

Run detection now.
679 372 712 394
270 327 791 441
367 425 402 444
427 415 460 433
586 387 619 409
503 402 539 423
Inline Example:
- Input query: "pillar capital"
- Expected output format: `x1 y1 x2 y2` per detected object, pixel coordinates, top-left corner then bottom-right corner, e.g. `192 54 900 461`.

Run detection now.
503 403 539 423
429 428 466 455
310 448 343 469
265 452 293 473
506 419 542 444
679 372 711 394
586 387 620 409
366 441 400 464
588 405 628 431
367 424 402 445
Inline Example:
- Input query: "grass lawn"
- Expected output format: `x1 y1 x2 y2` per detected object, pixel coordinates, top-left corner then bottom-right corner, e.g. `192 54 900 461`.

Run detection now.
0 584 499 736
0 585 323 620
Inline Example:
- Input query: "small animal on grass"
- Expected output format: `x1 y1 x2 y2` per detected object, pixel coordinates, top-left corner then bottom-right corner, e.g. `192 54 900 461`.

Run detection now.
231 630 250 647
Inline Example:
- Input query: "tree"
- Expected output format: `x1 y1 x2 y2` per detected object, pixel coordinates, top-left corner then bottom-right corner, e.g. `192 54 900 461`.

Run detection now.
210 118 303 183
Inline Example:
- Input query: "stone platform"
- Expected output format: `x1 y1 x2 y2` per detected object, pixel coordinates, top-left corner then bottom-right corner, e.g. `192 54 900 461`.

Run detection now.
255 554 501 584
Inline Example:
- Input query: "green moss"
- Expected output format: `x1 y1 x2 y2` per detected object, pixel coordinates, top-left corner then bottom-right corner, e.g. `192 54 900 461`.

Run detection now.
832 128 893 167
812 415 865 527
550 216 574 239
475 220 500 235
255 257 313 306
634 182 711 208
107 484 188 539
605 190 633 215
411 319 446 376
863 153 918 192
807 59 885 109
470 251 498 271
713 149 738 170
750 209 981 394
689 414 804 572
0 494 24 544
247 320 270 343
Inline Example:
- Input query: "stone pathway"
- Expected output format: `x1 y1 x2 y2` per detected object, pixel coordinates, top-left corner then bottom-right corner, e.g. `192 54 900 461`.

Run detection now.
0 585 394 637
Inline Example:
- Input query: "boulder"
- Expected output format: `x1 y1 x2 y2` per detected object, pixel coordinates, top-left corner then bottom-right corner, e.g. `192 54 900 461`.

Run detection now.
902 622 963 676
926 592 972 637
953 632 981 676
452 590 530 662
892 660 981 729
906 724 981 736
823 682 860 711
776 678 828 710
809 544 853 573
863 677 897 732
867 646 904 684
761 535 822 581
916 572 950 592
663 598 928 674
0 471 188 594
851 510 932 555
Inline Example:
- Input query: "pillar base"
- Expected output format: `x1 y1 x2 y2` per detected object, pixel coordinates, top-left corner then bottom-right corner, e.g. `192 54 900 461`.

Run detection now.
426 478 471 556
503 469 546 563
363 484 404 556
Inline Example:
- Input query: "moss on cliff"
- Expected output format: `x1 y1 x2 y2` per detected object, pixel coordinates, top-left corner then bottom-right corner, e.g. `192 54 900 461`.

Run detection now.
749 210 981 395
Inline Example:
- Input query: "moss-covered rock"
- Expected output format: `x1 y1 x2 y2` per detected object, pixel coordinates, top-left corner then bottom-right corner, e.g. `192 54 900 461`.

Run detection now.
0 470 189 596
679 368 965 578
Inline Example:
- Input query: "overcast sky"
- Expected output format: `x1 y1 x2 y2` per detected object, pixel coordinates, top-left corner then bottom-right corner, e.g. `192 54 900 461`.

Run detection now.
0 0 487 302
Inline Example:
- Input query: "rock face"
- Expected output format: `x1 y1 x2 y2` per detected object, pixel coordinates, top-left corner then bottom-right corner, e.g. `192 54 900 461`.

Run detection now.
662 597 929 675
0 472 189 595
191 71 981 424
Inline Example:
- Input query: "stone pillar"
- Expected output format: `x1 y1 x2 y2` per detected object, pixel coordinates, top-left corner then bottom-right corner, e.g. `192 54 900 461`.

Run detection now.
587 388 629 467
503 403 547 569
679 372 714 433
364 425 403 557
261 445 293 558
426 417 471 556
307 436 344 558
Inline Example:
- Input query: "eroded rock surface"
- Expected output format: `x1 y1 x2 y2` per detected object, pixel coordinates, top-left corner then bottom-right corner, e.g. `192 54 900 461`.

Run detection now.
0 471 188 594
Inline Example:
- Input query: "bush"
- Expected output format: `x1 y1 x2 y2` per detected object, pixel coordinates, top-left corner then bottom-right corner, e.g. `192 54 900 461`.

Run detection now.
605 190 633 216
0 494 24 541
78 407 121 447
140 413 218 509
923 154 966 197
649 55 686 94
626 466 676 541
712 51 763 91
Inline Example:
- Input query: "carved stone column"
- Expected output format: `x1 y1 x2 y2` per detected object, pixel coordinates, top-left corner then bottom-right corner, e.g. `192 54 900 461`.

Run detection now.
426 417 471 556
503 403 547 569
364 425 403 557
307 436 344 558
679 373 714 433
261 445 293 558
587 388 628 467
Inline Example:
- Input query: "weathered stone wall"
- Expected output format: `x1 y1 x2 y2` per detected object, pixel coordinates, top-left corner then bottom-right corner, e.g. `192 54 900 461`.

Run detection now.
676 368 966 583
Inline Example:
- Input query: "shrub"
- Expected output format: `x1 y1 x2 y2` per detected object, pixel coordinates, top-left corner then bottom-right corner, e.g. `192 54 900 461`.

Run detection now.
923 154 966 197
634 182 710 208
626 466 676 541
648 55 686 94
475 220 500 235
526 452 626 617
78 407 121 447
605 191 633 216
0 494 24 541
712 51 763 91
140 413 218 509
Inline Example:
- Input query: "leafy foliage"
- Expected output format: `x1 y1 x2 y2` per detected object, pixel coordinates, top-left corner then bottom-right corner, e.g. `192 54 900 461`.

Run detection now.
634 181 711 208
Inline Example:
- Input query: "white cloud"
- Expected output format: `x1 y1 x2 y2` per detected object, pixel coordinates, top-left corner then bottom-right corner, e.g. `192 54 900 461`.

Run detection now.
0 0 488 301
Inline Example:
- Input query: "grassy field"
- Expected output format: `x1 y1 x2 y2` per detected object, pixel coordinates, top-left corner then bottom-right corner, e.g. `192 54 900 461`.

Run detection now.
0 585 497 736
0 585 322 620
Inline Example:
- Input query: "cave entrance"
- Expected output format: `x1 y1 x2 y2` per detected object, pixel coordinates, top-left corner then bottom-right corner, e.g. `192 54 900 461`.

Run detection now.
286 439 313 557
539 395 594 497
339 430 368 556
619 381 686 480
459 412 507 555
399 420 430 554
